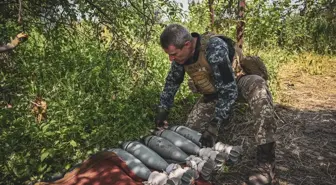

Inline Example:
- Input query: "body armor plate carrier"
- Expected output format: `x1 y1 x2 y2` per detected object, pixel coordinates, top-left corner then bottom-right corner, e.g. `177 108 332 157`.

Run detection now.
185 32 269 95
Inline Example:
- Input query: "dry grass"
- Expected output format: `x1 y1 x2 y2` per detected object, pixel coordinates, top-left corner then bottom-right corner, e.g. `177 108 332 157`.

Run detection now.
277 53 336 110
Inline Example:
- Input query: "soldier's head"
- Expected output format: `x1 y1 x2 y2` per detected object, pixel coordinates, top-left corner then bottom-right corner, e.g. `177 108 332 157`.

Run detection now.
160 24 195 64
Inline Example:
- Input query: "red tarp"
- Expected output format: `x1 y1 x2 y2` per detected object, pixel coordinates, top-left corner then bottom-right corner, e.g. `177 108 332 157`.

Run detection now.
35 151 213 185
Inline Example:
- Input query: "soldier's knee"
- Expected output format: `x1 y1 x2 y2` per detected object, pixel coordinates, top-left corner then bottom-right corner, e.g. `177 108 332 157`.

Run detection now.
249 79 269 98
238 75 266 91
238 74 274 106
250 75 267 88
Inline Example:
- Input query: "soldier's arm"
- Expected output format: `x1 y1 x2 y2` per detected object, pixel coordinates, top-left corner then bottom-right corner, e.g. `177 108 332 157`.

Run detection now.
158 62 185 110
206 37 238 123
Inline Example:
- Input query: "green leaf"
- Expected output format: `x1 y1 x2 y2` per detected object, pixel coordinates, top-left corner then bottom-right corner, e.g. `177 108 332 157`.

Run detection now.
38 164 48 173
40 151 49 162
54 140 60 145
65 163 72 170
41 124 50 132
70 140 77 147
169 11 176 16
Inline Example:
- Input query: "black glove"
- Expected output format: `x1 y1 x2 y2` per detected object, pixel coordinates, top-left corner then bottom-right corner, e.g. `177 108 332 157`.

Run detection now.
155 107 169 129
199 118 221 148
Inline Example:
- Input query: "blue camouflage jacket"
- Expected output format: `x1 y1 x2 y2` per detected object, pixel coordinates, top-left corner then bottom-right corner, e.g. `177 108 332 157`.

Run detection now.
159 32 238 122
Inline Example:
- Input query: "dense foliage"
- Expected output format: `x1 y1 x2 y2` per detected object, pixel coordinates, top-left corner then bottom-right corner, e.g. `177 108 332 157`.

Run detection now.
0 0 334 184
188 0 335 54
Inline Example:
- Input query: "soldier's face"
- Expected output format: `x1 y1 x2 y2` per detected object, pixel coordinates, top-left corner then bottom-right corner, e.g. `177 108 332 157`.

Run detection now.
164 41 193 64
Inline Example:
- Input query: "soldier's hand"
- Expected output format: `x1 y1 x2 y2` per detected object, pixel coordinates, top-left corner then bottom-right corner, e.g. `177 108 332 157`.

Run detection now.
200 130 217 148
155 107 169 130
156 120 169 130
200 119 220 148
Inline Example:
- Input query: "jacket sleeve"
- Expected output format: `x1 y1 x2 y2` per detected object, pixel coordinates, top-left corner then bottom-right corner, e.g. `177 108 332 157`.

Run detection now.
206 37 238 122
158 62 185 110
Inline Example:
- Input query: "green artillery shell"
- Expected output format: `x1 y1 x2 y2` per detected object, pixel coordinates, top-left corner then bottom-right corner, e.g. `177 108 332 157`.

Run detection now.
143 135 189 163
156 129 201 155
122 141 169 171
170 125 202 146
108 148 151 180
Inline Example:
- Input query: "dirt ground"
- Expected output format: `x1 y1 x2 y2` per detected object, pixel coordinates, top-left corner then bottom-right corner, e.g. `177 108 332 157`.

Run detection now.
215 59 336 185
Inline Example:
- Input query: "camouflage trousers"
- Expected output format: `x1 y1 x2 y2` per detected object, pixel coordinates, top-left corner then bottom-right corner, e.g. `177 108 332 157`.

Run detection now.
185 75 277 145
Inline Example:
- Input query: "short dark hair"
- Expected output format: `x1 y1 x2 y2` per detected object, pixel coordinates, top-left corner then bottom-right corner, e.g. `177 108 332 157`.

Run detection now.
160 24 193 49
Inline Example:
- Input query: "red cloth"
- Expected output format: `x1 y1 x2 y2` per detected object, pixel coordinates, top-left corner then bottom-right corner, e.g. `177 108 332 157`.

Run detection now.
35 152 143 185
35 151 212 185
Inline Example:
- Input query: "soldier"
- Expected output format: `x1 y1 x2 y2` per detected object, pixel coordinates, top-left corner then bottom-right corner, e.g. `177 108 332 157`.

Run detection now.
154 24 277 185
0 32 28 53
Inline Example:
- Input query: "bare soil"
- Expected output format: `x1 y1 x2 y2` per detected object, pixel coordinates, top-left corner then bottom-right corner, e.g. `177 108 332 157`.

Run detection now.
215 58 336 185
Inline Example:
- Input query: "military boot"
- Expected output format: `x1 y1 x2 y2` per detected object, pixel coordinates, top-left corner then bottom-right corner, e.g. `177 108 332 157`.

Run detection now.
248 142 278 185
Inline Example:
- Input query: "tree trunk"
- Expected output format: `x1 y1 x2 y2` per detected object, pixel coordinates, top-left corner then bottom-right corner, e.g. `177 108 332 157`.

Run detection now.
208 0 214 31
236 0 245 50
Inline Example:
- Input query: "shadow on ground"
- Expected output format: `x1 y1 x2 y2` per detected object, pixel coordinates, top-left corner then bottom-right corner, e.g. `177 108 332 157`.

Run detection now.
215 103 336 185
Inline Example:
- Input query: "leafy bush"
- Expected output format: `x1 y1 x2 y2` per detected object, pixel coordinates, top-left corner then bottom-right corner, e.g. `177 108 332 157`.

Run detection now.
0 23 194 184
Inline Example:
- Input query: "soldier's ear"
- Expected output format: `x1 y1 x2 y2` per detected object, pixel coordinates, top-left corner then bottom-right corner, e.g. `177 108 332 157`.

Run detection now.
184 41 191 48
